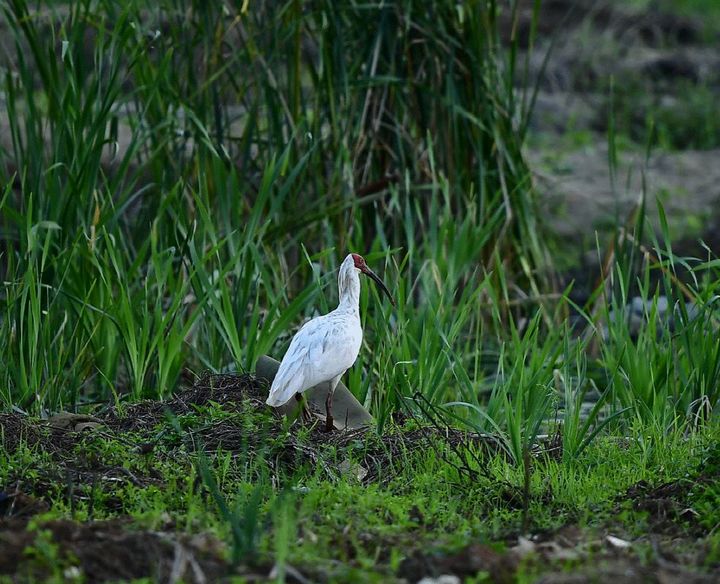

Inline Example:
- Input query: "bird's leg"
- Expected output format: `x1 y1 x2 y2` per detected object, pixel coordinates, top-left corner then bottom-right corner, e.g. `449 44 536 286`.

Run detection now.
295 393 312 423
324 390 334 432
324 377 341 432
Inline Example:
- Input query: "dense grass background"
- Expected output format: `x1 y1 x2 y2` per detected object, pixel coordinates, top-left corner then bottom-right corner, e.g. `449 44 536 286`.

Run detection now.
0 0 718 463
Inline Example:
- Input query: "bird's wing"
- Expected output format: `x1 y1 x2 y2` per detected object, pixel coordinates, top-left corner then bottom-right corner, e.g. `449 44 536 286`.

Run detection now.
265 314 361 406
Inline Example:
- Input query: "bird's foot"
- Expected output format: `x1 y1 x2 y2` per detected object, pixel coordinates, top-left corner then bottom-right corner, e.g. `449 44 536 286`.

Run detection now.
294 394 314 425
323 416 334 433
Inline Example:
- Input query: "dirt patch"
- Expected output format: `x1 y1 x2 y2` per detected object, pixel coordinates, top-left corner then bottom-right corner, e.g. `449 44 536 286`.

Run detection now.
397 440 720 583
106 372 268 432
504 0 706 50
519 0 720 258
2 376 718 583
349 425 509 485
0 378 546 495
622 476 719 541
0 491 49 519
399 527 718 584
618 442 719 539
1 411 120 457
0 517 228 583
530 145 720 242
0 413 46 455
1 373 527 531
400 543 518 583
0 375 273 517
104 372 515 486
624 479 698 534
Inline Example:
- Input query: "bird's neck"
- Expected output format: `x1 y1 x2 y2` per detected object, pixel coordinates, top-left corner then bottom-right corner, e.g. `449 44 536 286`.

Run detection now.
337 265 361 314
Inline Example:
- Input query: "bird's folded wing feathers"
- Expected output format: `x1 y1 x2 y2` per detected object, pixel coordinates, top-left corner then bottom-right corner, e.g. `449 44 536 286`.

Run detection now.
266 316 357 406
267 320 326 405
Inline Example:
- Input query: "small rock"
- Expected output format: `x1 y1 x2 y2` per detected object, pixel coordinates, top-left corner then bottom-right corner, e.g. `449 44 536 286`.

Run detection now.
46 412 104 431
338 459 368 482
606 535 632 549
417 576 461 584
510 536 537 558
74 422 102 432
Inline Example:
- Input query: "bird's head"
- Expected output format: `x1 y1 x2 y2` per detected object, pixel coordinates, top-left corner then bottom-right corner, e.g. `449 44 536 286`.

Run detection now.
351 253 368 271
347 253 395 306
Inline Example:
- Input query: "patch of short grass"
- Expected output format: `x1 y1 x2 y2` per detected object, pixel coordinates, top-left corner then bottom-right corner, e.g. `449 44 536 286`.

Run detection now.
3 402 719 581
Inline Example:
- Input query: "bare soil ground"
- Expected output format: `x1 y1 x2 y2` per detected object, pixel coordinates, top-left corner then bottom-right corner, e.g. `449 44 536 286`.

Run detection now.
519 0 720 251
0 517 228 584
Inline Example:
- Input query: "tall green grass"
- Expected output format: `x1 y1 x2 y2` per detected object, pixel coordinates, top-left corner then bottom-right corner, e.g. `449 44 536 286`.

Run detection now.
0 0 542 409
0 0 718 458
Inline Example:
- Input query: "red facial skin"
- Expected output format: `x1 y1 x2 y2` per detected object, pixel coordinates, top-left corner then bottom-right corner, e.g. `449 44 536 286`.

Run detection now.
351 253 366 270
350 253 395 306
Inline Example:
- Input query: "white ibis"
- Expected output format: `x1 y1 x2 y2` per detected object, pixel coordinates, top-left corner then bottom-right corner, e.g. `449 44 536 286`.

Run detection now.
266 253 394 431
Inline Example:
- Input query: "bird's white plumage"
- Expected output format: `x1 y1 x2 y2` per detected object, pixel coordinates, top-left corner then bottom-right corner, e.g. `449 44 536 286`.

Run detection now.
266 254 364 407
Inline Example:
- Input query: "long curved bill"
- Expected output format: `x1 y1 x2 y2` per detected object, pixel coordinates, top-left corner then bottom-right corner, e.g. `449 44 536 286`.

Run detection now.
363 267 396 307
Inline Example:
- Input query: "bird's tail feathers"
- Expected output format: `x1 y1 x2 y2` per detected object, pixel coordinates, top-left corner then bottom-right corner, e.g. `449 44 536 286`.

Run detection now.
265 372 305 407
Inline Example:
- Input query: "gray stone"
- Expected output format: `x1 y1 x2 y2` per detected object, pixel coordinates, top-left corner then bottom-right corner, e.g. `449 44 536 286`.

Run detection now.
255 355 374 431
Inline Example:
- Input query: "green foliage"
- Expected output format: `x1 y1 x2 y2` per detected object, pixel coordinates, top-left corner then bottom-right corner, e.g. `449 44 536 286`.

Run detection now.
0 0 546 414
0 0 719 463
3 408 719 581
195 449 267 567
1 0 720 580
